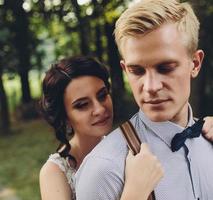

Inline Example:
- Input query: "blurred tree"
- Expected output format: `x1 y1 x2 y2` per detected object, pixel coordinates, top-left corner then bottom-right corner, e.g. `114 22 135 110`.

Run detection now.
0 67 10 135
91 0 128 121
0 6 15 135
91 0 104 61
71 0 90 55
189 0 213 116
4 0 33 103
105 21 126 121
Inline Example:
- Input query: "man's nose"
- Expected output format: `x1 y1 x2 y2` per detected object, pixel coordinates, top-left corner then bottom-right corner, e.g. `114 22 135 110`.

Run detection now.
143 73 163 94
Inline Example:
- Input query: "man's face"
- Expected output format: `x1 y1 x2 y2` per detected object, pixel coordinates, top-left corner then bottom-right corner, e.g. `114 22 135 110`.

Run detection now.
120 23 203 126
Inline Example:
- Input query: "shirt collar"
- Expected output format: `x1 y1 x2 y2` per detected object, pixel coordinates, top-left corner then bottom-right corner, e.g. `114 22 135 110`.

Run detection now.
138 104 195 147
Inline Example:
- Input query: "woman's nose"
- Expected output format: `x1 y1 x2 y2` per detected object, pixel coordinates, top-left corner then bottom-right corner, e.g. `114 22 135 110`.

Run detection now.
92 101 106 116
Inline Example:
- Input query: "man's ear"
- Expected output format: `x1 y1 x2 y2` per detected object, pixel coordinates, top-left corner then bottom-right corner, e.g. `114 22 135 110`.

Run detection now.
191 50 204 78
120 60 126 71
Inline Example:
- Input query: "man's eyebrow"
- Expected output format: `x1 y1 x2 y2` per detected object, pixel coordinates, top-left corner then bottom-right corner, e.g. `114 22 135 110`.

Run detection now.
157 60 178 65
126 64 144 68
126 60 178 68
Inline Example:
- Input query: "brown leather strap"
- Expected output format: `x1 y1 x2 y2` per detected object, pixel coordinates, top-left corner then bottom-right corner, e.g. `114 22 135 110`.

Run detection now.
120 121 155 200
120 121 141 155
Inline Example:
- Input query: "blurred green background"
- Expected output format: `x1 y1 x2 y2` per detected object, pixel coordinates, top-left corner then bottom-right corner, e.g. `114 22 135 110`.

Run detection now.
0 0 213 200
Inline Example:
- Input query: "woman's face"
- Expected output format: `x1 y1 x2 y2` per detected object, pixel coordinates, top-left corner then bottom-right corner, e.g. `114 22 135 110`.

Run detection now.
64 76 113 139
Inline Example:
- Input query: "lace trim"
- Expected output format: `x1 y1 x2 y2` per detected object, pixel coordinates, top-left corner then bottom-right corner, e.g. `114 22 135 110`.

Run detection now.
47 153 76 199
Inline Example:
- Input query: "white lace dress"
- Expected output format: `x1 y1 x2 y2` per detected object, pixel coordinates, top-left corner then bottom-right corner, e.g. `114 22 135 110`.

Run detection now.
47 153 76 200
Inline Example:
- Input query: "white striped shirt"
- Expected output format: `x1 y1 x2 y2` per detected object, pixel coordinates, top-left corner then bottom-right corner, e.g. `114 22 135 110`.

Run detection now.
75 107 213 200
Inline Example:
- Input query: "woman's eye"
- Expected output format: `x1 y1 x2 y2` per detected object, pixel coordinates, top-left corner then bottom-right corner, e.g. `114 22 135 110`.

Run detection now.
97 89 109 102
74 102 89 109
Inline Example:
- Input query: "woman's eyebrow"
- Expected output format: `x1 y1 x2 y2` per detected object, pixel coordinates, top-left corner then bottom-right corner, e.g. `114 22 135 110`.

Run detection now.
72 86 107 105
72 97 88 105
97 86 107 93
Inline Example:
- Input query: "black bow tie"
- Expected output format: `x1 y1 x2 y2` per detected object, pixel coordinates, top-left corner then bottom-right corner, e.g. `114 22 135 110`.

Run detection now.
171 118 204 152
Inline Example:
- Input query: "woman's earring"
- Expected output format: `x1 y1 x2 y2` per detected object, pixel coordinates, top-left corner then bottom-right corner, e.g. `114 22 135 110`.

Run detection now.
66 123 73 135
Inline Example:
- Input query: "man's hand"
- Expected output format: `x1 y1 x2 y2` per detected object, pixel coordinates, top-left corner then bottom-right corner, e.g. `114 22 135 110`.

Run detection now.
122 143 164 200
203 117 213 141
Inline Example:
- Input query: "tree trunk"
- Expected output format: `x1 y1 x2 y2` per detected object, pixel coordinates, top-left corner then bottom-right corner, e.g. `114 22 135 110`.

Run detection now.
0 71 10 135
104 21 126 122
190 0 213 117
95 24 103 61
11 0 32 103
91 0 103 60
190 66 206 117
19 68 32 103
71 0 90 55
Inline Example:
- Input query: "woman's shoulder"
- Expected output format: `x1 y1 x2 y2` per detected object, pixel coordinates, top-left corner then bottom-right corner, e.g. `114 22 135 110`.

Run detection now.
47 153 73 172
42 153 76 185
40 158 74 200
40 158 64 180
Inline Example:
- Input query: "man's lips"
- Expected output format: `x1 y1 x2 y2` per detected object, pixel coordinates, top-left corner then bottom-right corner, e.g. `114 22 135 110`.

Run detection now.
92 116 111 126
144 99 170 104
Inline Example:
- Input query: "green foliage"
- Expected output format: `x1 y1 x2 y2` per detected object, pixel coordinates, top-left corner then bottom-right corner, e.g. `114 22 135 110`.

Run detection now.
0 119 57 200
3 71 42 112
3 74 21 112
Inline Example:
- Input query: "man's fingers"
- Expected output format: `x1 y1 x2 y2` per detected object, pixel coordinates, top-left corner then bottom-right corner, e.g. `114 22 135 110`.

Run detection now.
126 150 134 161
203 117 212 134
203 117 213 141
140 143 150 153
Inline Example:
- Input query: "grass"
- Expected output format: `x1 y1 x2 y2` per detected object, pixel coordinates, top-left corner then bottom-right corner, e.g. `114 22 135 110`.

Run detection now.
0 119 57 200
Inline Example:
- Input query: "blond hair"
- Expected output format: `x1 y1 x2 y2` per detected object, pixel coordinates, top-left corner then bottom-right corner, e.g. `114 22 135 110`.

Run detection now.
114 0 200 56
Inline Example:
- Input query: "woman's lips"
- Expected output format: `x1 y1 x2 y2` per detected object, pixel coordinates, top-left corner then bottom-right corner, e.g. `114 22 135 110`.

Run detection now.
92 116 111 126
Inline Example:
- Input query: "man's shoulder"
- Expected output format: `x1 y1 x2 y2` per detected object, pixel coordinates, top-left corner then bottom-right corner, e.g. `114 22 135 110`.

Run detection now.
76 112 141 172
87 127 127 162
75 127 127 188
74 112 144 199
89 112 140 158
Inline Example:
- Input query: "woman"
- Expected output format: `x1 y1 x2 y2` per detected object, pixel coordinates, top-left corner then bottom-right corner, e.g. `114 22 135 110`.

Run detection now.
39 56 213 200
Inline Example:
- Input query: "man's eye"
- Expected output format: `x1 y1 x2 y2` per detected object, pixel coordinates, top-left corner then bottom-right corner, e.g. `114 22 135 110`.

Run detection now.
158 65 175 74
129 68 145 76
97 89 109 102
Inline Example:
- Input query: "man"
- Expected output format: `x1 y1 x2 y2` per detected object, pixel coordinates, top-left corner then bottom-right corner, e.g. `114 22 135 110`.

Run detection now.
75 0 213 199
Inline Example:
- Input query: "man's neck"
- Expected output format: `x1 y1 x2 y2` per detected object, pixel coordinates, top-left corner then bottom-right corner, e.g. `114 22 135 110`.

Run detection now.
170 103 190 128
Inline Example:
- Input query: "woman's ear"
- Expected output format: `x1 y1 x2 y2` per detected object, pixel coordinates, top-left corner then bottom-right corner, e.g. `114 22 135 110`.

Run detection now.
191 50 204 78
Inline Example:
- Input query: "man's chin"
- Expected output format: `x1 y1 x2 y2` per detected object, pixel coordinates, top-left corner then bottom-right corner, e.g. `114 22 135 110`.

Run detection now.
146 112 170 122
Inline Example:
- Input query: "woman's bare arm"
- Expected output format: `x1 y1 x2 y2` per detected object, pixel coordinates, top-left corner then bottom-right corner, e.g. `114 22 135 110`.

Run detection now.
39 162 72 200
